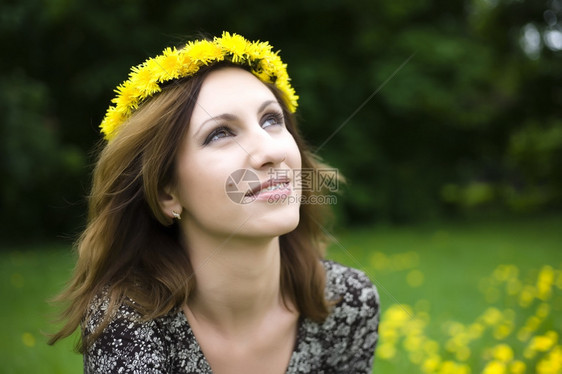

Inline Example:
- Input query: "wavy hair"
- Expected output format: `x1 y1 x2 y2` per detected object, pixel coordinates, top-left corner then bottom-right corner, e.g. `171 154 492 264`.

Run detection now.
48 63 336 352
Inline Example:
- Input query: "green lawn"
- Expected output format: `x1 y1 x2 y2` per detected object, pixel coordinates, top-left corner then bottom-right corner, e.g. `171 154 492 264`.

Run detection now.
1 215 561 373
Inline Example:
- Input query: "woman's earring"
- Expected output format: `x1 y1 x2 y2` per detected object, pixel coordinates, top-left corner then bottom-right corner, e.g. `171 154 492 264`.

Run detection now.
172 210 182 220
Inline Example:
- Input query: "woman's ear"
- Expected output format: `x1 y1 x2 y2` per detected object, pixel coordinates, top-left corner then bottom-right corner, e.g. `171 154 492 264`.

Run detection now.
159 185 183 222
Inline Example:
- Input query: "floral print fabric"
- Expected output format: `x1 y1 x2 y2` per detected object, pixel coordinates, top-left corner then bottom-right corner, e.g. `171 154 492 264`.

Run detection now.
83 260 380 373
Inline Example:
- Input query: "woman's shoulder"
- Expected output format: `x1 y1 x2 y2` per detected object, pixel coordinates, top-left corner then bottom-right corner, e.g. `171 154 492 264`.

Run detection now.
287 260 379 372
321 259 380 309
83 291 208 373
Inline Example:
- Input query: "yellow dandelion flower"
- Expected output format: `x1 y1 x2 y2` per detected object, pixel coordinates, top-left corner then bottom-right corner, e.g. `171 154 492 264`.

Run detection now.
482 307 503 326
537 265 555 301
535 345 562 374
217 32 249 63
185 40 224 65
439 360 458 374
148 47 181 83
493 344 514 362
518 285 536 308
129 64 161 99
509 360 526 374
456 364 471 374
404 335 423 352
422 355 441 373
483 360 507 374
100 106 126 140
112 82 140 110
494 323 513 340
385 304 413 324
531 331 558 352
247 40 273 60
377 342 396 359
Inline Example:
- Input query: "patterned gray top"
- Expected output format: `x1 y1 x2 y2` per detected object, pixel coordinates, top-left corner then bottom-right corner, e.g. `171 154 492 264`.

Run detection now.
83 260 380 373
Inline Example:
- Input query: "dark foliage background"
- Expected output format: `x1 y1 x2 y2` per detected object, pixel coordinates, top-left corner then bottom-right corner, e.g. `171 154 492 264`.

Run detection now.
1 0 561 241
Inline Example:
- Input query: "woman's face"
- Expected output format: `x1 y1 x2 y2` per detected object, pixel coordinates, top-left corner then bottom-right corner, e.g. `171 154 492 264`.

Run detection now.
170 67 302 241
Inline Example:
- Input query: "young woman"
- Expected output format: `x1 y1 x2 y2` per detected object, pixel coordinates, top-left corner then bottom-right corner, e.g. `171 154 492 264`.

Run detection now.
49 32 379 373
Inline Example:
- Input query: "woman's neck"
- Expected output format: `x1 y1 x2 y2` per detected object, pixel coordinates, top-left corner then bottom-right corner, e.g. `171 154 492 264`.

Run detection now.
181 226 285 336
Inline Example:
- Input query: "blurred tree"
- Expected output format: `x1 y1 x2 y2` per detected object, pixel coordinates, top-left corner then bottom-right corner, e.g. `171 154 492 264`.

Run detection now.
0 0 560 241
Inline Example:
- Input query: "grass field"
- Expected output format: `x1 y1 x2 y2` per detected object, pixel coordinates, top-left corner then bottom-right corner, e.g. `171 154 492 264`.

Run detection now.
1 215 561 373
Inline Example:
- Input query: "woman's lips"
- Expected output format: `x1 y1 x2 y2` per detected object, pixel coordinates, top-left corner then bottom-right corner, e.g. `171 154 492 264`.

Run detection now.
245 179 291 201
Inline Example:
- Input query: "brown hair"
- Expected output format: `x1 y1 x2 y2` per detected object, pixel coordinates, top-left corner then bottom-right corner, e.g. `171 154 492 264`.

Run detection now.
48 63 336 352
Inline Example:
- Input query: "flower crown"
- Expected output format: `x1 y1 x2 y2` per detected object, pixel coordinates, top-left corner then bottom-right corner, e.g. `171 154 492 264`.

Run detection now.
100 32 299 141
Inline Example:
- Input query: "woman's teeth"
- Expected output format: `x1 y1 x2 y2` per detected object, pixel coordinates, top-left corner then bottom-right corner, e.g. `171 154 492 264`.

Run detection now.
264 182 287 192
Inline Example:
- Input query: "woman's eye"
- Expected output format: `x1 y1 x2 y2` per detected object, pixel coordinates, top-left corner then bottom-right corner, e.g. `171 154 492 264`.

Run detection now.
262 112 284 129
204 126 232 145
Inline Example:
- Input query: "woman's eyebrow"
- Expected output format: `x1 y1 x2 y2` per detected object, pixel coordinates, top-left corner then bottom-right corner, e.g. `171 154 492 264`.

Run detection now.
193 100 280 138
258 99 279 113
193 113 237 138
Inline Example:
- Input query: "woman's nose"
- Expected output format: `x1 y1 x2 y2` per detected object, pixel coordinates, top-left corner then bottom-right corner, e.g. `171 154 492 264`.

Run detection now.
244 127 287 170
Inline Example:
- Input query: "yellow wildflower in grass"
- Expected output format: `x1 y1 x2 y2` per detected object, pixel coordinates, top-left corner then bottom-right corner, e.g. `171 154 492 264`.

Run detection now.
385 304 413 325
524 331 558 359
377 342 397 359
533 331 558 352
438 360 471 374
379 264 561 373
535 345 562 374
493 311 514 340
519 285 536 308
537 266 555 301
509 360 526 374
483 360 507 374
494 322 514 340
422 355 442 373
492 344 514 362
482 307 503 326
404 334 424 352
